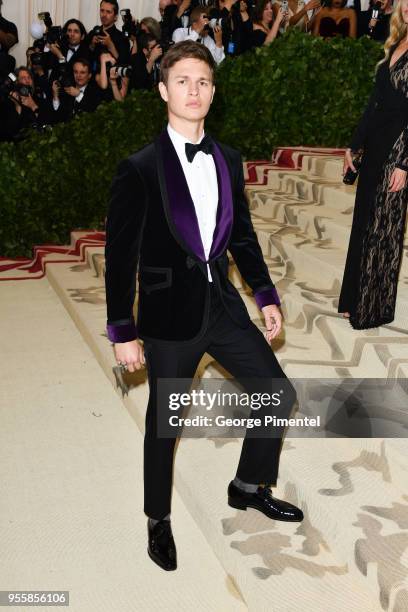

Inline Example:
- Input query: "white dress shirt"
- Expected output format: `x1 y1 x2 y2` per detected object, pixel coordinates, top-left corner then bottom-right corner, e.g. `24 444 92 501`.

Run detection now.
172 27 225 65
167 123 219 282
67 44 80 63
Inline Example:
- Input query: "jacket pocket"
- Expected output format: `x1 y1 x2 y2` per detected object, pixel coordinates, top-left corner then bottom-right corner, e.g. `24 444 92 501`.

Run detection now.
139 266 172 294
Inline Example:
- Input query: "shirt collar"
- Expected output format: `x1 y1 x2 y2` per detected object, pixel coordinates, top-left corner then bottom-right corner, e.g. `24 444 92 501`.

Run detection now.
167 123 205 158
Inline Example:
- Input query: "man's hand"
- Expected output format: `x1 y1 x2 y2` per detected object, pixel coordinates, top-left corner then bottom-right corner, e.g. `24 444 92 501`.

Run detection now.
9 91 22 109
114 339 145 373
20 94 38 112
49 42 64 59
389 167 407 192
262 304 282 343
64 85 81 97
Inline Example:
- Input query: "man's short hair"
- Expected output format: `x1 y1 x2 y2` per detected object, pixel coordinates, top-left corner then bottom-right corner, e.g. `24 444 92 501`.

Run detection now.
189 6 207 24
100 0 119 15
72 58 92 72
160 40 216 86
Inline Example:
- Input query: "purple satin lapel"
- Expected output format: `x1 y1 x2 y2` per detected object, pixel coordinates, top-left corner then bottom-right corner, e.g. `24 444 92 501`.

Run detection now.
210 143 234 259
159 131 233 262
160 130 205 260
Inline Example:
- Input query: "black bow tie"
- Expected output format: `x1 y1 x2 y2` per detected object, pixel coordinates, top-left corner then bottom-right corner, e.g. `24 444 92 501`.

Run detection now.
185 134 214 163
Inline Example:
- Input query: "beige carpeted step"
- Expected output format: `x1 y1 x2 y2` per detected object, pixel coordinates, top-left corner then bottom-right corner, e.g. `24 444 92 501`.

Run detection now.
43 227 407 612
0 277 245 612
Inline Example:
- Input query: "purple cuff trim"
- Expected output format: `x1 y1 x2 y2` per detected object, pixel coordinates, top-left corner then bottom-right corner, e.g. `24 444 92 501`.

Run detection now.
107 322 138 343
254 287 281 309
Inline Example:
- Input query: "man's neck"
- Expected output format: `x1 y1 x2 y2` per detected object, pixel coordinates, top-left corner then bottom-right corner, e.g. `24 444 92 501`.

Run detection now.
168 117 205 143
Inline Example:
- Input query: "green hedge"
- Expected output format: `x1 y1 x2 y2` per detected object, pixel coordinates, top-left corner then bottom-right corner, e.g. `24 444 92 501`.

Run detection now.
0 30 383 257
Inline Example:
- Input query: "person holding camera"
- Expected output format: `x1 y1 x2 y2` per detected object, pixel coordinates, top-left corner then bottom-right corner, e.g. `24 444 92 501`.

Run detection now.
52 59 103 122
250 0 287 46
312 0 357 37
48 19 91 69
0 67 52 141
129 33 163 91
88 0 131 66
96 52 129 101
0 0 18 79
338 0 408 329
172 7 226 64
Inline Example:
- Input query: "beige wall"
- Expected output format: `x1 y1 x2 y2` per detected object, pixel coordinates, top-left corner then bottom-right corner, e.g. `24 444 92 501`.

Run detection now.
2 0 160 67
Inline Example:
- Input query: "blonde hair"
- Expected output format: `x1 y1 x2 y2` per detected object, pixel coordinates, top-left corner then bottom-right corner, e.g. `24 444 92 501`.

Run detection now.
378 0 408 66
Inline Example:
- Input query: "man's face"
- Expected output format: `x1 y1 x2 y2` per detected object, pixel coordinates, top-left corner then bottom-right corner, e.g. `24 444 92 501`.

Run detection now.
159 58 214 123
17 70 33 88
67 23 83 46
73 63 92 87
100 2 116 28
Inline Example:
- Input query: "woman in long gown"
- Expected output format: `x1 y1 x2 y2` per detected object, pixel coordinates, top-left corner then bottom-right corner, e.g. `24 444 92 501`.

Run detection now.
338 0 408 329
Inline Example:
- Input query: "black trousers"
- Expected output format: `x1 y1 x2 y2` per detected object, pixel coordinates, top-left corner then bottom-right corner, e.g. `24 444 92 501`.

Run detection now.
143 283 296 519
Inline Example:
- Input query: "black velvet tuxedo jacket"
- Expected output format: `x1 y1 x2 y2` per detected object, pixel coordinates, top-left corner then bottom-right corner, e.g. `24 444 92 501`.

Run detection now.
104 127 280 344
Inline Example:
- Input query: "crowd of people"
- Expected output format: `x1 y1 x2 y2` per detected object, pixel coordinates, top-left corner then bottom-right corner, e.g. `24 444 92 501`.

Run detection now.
0 0 393 142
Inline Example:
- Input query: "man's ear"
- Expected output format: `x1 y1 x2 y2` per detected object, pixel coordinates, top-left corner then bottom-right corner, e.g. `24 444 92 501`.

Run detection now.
158 80 169 102
210 85 215 104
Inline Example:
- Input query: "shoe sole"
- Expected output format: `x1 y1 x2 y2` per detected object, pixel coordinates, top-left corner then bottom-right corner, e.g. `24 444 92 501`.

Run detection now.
228 497 303 522
147 547 177 571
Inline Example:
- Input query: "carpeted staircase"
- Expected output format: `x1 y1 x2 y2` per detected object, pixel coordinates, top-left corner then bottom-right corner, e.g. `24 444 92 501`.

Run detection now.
2 147 408 611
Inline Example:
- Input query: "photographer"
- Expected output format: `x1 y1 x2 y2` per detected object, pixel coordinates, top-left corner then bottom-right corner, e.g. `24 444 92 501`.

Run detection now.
52 59 103 122
129 32 163 91
0 0 18 79
172 7 225 64
26 47 52 102
88 1 131 66
96 52 129 101
48 19 91 68
0 67 52 142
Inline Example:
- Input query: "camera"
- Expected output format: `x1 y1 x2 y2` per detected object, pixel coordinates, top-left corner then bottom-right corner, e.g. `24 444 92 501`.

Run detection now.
120 9 141 38
0 73 33 101
157 39 174 54
56 63 74 88
106 62 133 79
38 11 53 29
92 25 107 37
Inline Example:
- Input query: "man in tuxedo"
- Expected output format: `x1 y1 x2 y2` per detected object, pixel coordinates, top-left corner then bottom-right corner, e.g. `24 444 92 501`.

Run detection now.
105 40 303 572
48 19 91 73
51 59 103 123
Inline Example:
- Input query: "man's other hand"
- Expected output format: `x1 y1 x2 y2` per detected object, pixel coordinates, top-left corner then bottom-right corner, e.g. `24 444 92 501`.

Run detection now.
114 339 145 372
262 304 282 343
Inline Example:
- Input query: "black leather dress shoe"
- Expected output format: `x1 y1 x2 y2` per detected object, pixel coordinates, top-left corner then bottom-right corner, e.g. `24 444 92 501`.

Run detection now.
228 481 304 522
147 519 177 571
